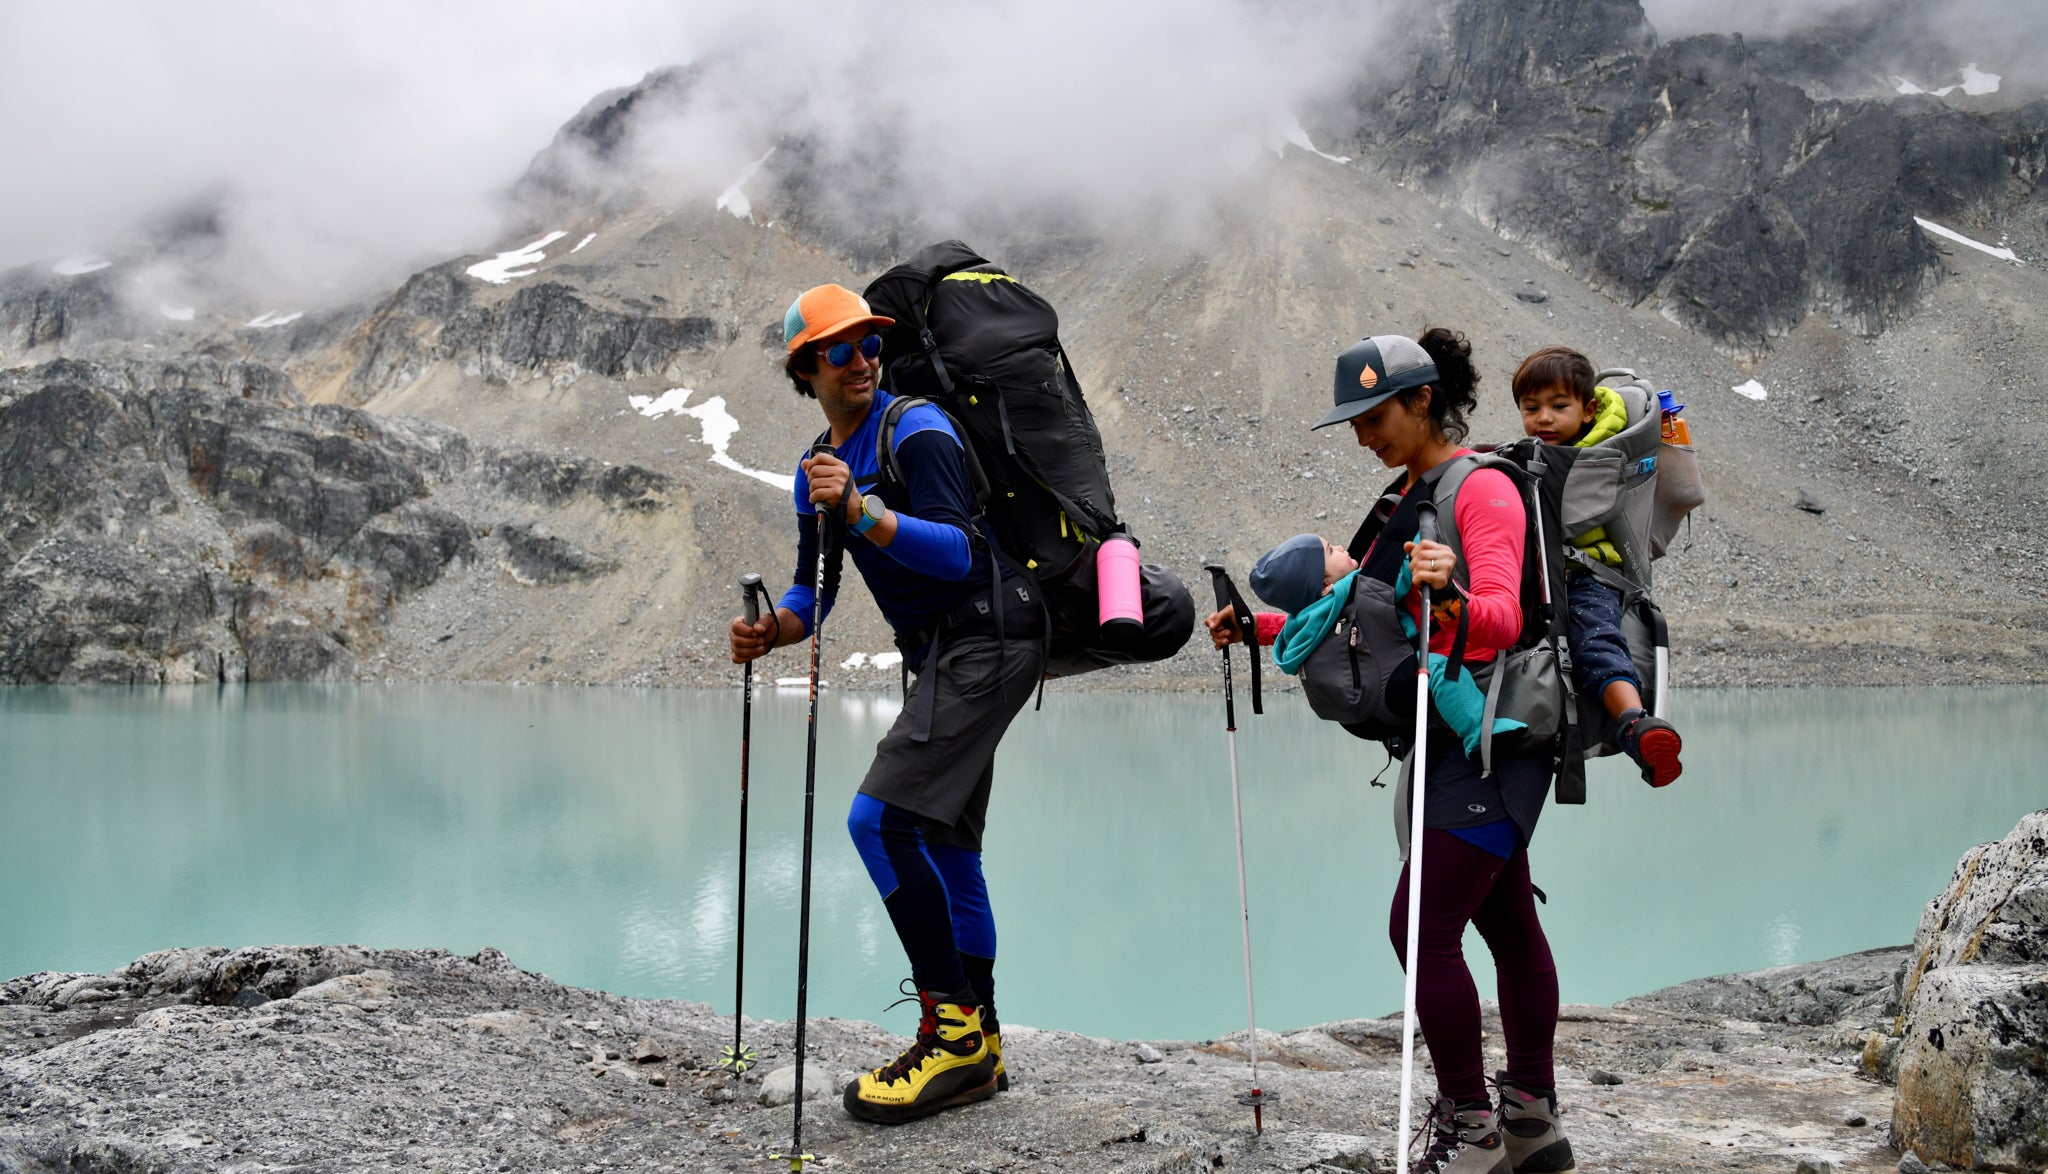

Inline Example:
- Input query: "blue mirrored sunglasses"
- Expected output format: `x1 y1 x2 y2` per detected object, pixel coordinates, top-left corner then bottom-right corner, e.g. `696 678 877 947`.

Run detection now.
820 333 882 368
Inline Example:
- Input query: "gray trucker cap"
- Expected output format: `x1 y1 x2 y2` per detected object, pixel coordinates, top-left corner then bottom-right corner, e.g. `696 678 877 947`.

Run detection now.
1312 335 1440 430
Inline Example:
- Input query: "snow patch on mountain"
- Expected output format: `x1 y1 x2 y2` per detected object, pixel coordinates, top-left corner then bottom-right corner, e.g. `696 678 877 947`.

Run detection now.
246 311 304 329
158 304 195 322
1915 217 2022 263
629 387 794 491
52 255 113 276
570 233 596 254
1893 64 2001 98
1959 64 2001 96
466 231 567 284
716 149 776 222
1272 116 1350 164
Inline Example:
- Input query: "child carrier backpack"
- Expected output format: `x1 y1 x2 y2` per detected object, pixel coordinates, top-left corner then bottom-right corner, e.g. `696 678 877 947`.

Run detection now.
1493 366 1704 766
861 240 1195 678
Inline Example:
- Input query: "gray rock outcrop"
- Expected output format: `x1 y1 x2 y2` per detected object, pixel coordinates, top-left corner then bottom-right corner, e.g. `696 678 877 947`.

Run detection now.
1880 808 2048 1172
342 266 723 403
0 357 669 684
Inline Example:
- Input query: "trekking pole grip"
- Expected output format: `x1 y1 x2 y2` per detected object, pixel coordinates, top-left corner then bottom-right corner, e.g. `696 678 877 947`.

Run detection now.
806 441 841 517
1204 563 1233 619
1206 561 1263 714
740 572 763 624
1416 499 1439 547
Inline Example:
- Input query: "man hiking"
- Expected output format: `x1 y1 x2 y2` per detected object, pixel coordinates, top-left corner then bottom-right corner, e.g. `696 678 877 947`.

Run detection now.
728 283 1045 1125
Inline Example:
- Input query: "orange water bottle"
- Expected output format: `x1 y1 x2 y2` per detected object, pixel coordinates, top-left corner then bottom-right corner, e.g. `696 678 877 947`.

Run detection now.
1657 390 1692 444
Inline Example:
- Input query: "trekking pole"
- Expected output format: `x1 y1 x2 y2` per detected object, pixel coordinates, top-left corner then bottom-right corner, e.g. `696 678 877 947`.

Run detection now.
719 572 770 1080
774 444 835 1174
1396 502 1438 1174
1205 564 1273 1134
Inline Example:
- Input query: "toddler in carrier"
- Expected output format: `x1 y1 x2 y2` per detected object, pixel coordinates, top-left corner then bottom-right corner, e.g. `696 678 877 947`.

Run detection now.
1513 346 1683 785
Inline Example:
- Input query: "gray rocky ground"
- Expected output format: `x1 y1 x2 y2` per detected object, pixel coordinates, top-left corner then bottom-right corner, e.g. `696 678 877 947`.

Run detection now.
0 943 1913 1174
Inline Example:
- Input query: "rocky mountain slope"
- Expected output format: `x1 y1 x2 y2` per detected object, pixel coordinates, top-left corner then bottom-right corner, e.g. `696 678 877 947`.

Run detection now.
0 358 691 684
1345 0 2048 351
1 0 2043 689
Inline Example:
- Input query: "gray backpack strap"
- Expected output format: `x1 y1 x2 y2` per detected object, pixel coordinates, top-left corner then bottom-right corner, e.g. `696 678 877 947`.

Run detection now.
1427 454 1482 567
1434 451 1526 779
1479 659 1506 777
1566 548 1641 599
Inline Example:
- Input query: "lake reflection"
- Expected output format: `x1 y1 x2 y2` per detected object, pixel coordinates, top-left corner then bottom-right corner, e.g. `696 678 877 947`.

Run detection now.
2 683 2041 1040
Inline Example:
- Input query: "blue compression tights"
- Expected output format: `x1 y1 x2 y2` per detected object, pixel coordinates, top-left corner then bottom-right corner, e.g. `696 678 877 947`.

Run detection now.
847 793 996 1004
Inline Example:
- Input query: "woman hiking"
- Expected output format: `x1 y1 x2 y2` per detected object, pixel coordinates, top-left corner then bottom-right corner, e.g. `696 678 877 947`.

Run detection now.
1206 329 1575 1174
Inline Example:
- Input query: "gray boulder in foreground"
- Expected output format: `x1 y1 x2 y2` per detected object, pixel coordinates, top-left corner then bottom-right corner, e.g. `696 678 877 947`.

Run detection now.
2 943 1910 1173
1881 808 2048 1172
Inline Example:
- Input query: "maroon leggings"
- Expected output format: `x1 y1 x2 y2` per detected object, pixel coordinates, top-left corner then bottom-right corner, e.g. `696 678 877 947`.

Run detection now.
1389 827 1559 1103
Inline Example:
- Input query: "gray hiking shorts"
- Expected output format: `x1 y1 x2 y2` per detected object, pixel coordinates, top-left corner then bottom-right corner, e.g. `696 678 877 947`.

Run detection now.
858 633 1044 852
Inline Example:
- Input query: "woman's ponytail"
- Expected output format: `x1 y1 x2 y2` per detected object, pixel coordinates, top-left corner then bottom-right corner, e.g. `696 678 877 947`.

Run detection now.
1406 326 1480 443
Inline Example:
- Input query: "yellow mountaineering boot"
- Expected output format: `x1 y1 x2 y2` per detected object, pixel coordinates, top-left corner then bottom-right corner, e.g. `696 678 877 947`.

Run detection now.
843 990 997 1124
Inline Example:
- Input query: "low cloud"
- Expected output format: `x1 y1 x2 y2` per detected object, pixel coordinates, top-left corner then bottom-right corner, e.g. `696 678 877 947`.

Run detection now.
2 0 1398 308
0 1 692 300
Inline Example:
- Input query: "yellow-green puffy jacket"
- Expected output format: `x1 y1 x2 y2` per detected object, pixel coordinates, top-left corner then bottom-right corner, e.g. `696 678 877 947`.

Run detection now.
1570 386 1629 567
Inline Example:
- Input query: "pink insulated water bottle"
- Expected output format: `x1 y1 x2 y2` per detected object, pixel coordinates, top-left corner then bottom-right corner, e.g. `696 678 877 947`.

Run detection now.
1096 532 1144 641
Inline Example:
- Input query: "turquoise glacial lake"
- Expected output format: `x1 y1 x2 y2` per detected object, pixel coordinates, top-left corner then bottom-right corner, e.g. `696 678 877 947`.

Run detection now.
2 683 2041 1041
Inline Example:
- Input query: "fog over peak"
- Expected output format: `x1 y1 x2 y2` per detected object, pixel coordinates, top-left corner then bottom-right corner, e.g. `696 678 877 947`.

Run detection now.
5 0 2038 313
1 0 1398 307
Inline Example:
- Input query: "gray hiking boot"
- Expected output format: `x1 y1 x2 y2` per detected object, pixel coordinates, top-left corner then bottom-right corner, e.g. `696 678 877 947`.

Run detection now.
1495 1072 1577 1173
1410 1097 1512 1174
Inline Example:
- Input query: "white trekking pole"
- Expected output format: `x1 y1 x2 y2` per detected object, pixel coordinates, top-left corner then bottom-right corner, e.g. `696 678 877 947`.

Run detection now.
1396 500 1440 1174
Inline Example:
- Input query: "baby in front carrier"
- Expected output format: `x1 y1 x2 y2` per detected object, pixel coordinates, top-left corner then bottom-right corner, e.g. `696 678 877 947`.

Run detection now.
1246 533 1358 618
1512 346 1683 785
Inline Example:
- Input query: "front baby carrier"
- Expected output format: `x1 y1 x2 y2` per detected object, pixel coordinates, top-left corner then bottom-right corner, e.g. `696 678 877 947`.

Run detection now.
1285 456 1588 801
863 241 1195 678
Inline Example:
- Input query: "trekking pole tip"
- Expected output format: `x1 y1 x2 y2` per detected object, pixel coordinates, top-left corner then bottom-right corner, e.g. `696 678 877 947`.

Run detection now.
769 1153 815 1172
1236 1087 1276 1134
717 1044 758 1076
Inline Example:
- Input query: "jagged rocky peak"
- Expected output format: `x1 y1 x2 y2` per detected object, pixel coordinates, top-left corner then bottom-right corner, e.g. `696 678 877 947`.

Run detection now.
510 64 704 212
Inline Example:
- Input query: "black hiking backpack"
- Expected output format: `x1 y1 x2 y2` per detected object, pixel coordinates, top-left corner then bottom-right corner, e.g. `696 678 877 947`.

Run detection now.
861 241 1194 678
